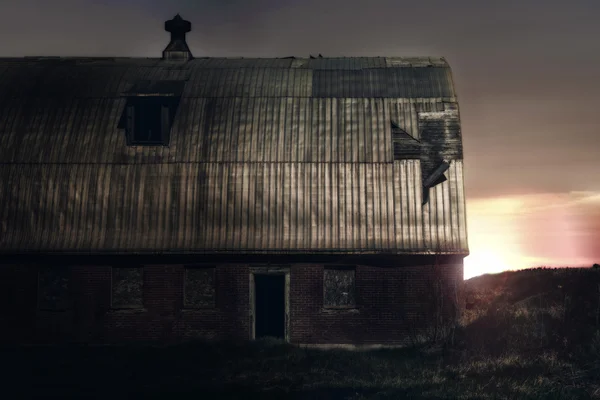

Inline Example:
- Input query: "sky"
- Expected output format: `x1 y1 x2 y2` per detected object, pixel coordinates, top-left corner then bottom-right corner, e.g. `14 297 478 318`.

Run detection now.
1 0 599 279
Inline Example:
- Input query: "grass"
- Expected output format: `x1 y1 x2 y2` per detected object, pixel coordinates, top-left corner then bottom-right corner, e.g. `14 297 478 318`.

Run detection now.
4 267 600 399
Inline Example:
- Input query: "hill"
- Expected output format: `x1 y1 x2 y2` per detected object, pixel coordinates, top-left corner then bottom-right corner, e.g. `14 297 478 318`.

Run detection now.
461 267 600 356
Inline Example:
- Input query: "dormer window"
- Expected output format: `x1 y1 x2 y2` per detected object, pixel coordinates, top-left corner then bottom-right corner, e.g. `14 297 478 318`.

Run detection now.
120 80 185 146
126 97 171 145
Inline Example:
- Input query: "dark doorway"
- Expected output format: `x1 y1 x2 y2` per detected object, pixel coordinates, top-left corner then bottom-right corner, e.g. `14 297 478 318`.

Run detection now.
254 274 285 339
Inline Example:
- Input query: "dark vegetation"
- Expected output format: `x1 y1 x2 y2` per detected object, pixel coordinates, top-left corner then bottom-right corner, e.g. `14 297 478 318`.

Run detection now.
4 267 600 399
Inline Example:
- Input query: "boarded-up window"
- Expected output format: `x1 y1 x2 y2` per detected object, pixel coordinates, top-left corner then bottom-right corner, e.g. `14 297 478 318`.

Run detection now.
38 267 70 311
324 267 356 308
184 267 216 308
111 267 144 309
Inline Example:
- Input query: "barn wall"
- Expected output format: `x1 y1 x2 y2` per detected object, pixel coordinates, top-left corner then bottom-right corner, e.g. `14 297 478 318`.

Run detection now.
289 262 464 345
0 264 251 343
0 260 463 344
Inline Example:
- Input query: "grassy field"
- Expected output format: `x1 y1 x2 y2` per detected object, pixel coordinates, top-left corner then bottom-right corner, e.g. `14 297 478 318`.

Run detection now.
4 267 600 399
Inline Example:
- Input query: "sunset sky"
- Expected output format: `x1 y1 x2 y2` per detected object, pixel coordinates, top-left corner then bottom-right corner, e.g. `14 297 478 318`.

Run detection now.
1 0 599 279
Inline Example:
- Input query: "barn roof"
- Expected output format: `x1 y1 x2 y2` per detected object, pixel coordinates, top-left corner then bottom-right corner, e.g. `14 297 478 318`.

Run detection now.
0 56 457 163
0 15 467 256
0 56 454 99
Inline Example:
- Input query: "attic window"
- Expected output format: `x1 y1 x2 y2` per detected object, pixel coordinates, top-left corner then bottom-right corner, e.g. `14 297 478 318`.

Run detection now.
121 80 185 146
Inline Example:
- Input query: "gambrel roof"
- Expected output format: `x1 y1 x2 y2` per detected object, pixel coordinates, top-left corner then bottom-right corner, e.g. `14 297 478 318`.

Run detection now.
0 56 457 162
0 55 467 255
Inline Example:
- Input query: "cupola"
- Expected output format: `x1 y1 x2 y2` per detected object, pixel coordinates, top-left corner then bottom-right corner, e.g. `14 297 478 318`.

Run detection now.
162 14 193 61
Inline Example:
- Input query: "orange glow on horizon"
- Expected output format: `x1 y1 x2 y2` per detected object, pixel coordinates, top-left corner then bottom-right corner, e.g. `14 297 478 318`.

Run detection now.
464 192 600 279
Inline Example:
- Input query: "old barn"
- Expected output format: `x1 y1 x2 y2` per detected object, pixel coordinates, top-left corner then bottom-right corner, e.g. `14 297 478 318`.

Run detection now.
0 15 468 345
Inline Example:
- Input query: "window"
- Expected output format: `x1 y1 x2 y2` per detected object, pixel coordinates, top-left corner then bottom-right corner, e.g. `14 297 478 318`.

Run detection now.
126 98 172 145
323 267 356 308
184 266 216 308
38 267 70 311
111 267 144 309
121 80 185 146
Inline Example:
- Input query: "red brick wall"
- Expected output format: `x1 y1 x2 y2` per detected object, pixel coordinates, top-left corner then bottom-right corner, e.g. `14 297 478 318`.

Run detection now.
289 262 464 345
0 260 463 344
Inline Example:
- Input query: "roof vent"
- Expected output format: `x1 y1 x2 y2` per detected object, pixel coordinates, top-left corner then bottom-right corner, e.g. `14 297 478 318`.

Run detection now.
163 14 193 61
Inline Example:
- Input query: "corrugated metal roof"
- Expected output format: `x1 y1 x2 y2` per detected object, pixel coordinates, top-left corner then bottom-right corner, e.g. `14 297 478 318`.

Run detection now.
1 56 446 67
311 68 455 98
302 57 388 70
0 97 456 163
0 160 466 252
0 56 467 255
122 80 186 96
0 57 452 99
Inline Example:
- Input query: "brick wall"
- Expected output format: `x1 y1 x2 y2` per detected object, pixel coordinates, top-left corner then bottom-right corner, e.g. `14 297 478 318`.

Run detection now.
289 262 464 345
0 258 463 344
